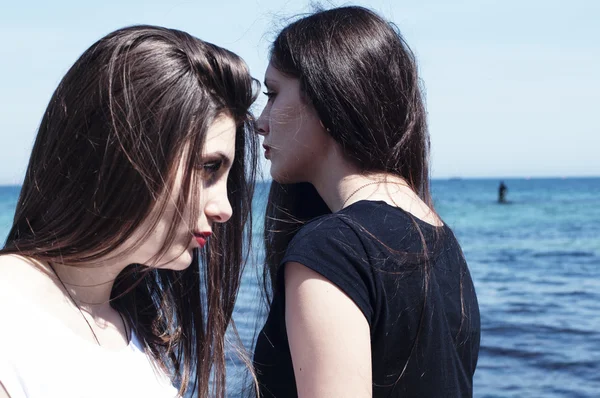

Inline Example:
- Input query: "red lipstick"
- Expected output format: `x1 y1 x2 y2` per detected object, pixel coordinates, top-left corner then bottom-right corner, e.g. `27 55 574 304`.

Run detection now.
194 232 212 248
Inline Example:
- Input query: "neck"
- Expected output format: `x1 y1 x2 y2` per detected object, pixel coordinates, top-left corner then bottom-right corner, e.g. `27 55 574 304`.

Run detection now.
311 150 407 212
47 258 130 314
309 146 442 226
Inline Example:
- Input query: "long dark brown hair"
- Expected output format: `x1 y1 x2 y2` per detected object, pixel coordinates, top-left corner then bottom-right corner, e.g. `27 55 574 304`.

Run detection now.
1 25 259 397
260 6 467 389
263 6 433 292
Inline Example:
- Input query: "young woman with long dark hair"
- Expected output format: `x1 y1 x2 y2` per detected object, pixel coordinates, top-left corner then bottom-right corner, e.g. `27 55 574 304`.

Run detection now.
253 7 480 397
0 25 259 398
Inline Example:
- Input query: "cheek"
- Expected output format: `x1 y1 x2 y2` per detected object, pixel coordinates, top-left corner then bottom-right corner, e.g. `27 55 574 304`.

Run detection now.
269 132 323 183
142 221 171 253
270 102 303 135
151 209 191 249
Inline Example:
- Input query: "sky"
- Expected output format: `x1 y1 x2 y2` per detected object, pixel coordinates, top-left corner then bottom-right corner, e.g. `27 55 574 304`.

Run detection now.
0 0 598 184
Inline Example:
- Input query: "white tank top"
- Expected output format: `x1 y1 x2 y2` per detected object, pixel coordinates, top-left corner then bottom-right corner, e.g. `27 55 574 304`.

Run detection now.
0 300 180 398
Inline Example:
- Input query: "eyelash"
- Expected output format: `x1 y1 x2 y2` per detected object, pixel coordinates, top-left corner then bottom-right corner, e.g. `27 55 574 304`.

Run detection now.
202 160 223 174
263 91 276 99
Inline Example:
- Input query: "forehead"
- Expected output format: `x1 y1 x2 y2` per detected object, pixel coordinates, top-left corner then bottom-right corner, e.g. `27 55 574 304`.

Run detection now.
202 115 236 158
265 62 278 79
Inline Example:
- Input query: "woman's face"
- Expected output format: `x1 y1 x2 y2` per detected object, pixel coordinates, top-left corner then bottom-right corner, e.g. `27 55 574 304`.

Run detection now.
256 62 331 184
128 116 236 270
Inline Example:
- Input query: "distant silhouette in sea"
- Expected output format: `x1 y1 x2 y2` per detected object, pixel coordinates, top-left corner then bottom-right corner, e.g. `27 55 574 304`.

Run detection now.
498 181 508 203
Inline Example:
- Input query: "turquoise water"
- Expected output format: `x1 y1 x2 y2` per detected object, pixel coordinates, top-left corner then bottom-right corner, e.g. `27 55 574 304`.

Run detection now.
2 178 599 397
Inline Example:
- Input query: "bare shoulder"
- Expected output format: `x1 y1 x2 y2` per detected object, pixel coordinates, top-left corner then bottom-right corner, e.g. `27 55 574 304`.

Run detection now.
0 254 52 304
0 255 62 349
0 253 48 281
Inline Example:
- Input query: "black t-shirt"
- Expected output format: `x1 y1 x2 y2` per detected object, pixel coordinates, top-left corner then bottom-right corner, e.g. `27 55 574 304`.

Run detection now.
254 200 480 397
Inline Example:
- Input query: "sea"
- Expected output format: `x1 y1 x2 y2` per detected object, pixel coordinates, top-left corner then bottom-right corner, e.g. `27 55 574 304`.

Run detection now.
1 177 599 397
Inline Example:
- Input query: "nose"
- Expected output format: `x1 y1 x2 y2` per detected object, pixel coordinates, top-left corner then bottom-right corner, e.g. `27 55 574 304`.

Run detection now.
255 106 269 136
204 192 233 224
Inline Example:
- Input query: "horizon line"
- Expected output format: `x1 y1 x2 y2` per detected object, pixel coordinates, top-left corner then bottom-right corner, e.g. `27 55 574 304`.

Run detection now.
0 175 599 188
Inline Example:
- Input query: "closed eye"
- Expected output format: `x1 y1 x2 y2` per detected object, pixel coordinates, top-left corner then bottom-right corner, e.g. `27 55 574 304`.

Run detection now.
203 160 223 173
199 152 232 184
263 91 276 99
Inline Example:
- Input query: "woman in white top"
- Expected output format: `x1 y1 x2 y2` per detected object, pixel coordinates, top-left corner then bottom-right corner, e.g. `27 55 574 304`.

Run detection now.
0 25 259 398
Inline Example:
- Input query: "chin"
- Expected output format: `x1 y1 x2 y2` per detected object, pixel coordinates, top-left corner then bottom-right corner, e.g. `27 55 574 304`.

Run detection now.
270 165 303 184
168 252 195 271
150 250 194 271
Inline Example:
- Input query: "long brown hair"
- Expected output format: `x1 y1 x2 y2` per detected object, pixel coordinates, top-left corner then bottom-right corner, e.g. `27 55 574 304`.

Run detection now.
263 6 433 293
260 7 466 389
1 25 259 397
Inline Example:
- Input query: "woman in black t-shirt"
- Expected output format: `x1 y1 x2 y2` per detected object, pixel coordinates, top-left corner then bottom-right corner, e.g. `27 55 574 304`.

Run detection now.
253 6 480 398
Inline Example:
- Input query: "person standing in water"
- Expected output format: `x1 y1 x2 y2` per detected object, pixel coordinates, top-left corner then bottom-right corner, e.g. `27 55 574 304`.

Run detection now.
253 6 480 398
499 181 508 203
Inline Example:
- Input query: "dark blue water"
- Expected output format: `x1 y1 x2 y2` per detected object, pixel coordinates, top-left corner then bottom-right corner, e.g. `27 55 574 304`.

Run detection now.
429 178 600 397
2 178 599 397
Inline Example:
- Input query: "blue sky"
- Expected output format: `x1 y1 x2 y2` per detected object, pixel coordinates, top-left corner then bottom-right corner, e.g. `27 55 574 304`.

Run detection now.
0 0 598 184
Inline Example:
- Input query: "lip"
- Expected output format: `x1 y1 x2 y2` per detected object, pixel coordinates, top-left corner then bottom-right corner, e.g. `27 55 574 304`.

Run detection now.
193 231 212 248
262 144 271 159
